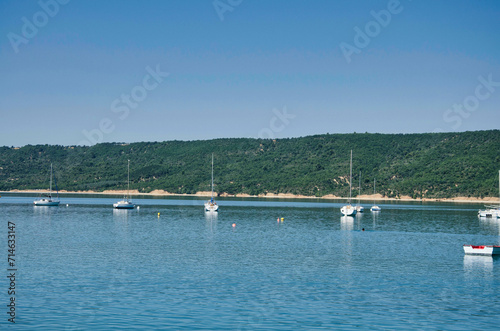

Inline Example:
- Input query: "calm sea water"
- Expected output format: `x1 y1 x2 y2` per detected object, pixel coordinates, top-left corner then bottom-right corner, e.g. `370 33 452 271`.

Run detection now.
1 195 499 330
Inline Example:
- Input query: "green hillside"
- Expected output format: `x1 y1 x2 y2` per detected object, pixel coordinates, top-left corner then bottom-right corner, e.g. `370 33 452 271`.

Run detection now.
1 131 499 199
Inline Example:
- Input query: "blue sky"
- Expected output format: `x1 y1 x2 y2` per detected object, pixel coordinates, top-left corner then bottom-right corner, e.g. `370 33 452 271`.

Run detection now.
1 0 499 146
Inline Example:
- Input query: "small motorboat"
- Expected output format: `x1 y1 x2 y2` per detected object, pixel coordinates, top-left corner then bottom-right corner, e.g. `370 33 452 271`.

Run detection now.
463 245 500 255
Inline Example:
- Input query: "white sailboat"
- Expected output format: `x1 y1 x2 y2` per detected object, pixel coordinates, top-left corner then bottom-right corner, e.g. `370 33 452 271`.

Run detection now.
205 153 219 212
113 159 135 209
478 170 500 218
356 171 364 213
370 178 381 212
34 163 60 206
340 150 357 216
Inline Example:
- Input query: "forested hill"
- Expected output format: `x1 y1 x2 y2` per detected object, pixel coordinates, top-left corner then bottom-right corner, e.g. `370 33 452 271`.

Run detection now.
1 130 499 199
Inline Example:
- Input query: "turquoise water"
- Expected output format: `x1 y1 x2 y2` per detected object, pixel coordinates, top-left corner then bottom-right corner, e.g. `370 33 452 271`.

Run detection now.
1 195 499 330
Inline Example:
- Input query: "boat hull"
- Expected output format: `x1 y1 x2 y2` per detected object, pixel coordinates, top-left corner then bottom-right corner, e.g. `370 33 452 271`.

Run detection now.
463 245 500 255
341 205 357 216
113 201 135 209
371 206 381 212
34 199 60 206
205 202 219 212
478 209 500 218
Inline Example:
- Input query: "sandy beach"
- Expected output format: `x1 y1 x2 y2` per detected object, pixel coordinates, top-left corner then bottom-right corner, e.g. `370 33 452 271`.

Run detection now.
3 189 498 204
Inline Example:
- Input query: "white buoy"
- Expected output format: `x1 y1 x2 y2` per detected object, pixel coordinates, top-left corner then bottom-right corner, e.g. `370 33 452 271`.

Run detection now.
66 204 69 207
137 206 140 209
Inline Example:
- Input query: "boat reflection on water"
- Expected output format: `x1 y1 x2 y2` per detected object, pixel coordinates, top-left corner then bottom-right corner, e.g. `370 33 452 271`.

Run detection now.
205 210 218 239
340 216 354 268
33 205 55 224
113 207 131 220
340 216 354 231
479 217 500 235
356 211 363 221
463 255 495 280
33 205 51 215
371 209 379 230
205 210 218 222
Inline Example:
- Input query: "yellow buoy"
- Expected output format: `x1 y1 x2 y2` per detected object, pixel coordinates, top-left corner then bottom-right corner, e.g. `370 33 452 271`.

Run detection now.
281 217 284 222
158 212 160 217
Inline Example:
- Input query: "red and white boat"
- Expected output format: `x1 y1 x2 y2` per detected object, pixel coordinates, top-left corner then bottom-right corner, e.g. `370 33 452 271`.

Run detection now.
463 245 500 255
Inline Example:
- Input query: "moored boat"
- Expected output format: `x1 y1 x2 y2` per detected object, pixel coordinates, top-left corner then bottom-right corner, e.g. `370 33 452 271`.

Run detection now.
463 245 500 255
205 197 218 212
113 200 135 209
478 208 499 218
478 170 500 218
113 160 135 209
34 163 60 206
356 172 364 213
370 178 381 212
341 204 357 216
341 150 356 216
204 153 219 212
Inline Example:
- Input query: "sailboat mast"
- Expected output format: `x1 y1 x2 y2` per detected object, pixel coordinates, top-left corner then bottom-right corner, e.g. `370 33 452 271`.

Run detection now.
211 153 214 200
349 150 352 204
359 171 361 204
49 163 53 195
127 159 130 200
53 165 59 200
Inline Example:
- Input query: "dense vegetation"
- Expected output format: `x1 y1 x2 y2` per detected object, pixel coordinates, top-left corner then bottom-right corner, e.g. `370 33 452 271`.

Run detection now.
1 131 499 199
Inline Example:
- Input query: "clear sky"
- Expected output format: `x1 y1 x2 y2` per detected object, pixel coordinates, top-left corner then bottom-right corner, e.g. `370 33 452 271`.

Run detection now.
1 0 499 146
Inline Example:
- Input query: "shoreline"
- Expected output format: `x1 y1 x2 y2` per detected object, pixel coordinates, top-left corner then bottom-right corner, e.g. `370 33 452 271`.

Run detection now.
2 189 499 204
